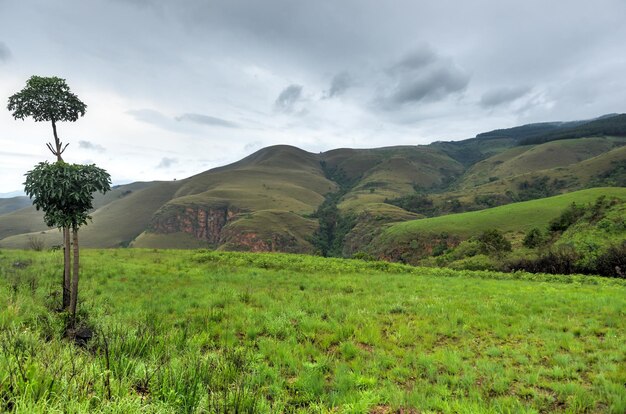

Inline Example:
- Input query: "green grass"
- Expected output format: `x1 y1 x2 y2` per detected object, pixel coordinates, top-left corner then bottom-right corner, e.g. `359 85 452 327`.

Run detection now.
378 188 626 244
1 249 625 413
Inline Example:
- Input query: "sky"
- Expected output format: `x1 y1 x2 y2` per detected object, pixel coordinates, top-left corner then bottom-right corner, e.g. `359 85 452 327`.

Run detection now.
1 0 625 195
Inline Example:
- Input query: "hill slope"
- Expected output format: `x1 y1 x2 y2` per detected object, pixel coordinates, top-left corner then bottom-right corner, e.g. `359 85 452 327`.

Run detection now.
1 114 625 253
370 187 626 265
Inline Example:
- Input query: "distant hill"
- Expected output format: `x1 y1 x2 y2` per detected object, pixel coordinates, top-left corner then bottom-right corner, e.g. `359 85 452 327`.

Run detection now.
1 114 625 255
0 196 31 215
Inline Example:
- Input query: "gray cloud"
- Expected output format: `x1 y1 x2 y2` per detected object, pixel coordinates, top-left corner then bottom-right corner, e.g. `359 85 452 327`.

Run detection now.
0 41 10 62
480 86 531 108
326 72 353 98
1 0 626 193
156 157 177 168
379 46 470 108
389 47 437 74
126 109 170 126
175 113 238 128
78 140 106 152
275 84 303 112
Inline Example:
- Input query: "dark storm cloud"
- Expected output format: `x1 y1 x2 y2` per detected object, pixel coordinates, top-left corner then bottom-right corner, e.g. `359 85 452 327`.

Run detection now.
156 157 177 169
480 86 531 108
78 140 106 152
0 41 10 62
378 46 470 108
175 113 238 128
275 84 303 112
326 72 352 98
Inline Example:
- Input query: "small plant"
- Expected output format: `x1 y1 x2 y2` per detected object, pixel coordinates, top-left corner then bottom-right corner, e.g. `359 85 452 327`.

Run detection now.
28 235 45 251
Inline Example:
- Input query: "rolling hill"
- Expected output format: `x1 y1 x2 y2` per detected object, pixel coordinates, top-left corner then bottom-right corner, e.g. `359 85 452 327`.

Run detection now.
1 114 625 257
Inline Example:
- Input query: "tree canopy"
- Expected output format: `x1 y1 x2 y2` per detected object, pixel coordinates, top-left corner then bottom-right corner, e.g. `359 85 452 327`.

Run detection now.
7 76 87 123
24 161 111 230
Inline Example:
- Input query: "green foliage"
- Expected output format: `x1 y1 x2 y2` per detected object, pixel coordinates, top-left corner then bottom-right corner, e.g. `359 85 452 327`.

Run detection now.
385 193 435 215
311 161 359 257
592 241 626 277
518 113 626 145
310 195 356 257
473 193 507 208
24 161 111 229
7 76 86 123
514 175 567 202
548 202 585 233
476 229 512 256
523 227 547 248
590 160 626 187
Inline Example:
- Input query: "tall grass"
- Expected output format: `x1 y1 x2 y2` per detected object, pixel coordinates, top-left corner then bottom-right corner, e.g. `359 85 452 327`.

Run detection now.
0 249 624 412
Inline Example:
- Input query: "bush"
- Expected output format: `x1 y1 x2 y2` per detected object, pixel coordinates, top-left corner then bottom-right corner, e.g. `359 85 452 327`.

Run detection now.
352 252 376 261
28 235 45 251
477 229 512 256
523 228 547 248
592 242 626 278
505 246 579 275
549 202 585 233
449 254 497 271
386 194 435 215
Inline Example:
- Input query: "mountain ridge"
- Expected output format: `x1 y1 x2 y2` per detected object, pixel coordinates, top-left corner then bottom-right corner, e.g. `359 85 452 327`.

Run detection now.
1 113 625 256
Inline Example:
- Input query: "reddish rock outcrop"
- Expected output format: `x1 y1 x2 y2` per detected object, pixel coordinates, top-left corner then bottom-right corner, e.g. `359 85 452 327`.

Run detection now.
149 205 239 244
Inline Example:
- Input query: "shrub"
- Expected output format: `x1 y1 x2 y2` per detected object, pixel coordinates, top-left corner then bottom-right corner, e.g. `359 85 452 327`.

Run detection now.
386 194 435 215
431 240 448 257
28 235 45 251
549 202 585 233
523 228 547 248
506 246 580 275
477 229 512 256
449 254 497 271
352 252 376 261
592 242 626 278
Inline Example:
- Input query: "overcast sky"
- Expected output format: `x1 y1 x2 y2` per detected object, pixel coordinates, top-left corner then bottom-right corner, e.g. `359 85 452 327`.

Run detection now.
1 0 625 194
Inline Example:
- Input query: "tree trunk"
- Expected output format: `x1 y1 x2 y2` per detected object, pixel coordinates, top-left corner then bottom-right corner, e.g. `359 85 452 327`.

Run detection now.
69 227 80 325
51 118 72 310
52 119 61 158
63 227 71 309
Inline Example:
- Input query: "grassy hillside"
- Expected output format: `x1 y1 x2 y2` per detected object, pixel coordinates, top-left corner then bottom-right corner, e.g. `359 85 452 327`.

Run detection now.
377 188 626 244
336 147 464 212
0 181 180 249
1 249 624 412
169 145 334 213
0 205 48 240
1 116 625 253
458 137 625 189
0 197 31 216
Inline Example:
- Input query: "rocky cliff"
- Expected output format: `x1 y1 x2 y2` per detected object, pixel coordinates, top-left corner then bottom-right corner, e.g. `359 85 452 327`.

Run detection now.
148 204 240 245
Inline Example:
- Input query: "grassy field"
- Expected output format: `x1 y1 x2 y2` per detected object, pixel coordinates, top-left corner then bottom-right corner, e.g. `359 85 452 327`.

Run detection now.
377 188 626 245
1 249 624 413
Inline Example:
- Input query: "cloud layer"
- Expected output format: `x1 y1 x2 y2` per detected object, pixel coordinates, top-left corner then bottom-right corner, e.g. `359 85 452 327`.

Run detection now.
0 0 625 192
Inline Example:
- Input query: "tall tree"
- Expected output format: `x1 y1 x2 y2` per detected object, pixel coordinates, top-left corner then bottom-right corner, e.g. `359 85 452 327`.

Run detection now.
24 161 111 324
8 76 87 309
